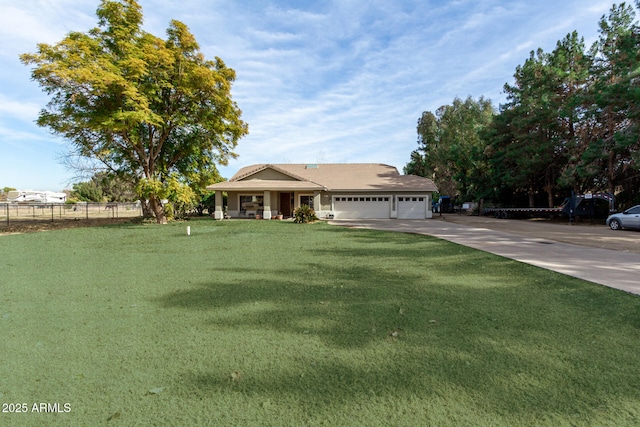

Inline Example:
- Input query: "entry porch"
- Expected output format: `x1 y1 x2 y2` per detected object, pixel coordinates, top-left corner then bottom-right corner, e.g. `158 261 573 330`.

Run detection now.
212 190 321 219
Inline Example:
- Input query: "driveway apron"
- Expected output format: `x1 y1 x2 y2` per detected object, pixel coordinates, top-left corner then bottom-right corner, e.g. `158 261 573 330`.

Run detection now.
329 219 640 296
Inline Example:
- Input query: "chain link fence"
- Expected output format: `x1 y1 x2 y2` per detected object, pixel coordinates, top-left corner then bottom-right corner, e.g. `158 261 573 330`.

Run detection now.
1 202 143 226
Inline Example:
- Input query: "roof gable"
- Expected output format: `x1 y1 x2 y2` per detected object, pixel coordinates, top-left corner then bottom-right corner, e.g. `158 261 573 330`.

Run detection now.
232 164 308 182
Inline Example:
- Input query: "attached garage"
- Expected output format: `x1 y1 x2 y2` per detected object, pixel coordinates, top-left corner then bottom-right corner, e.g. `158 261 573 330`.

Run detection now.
397 196 428 219
333 196 391 219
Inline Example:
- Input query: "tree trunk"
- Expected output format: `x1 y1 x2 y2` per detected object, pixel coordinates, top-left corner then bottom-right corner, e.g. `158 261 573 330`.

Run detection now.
140 199 153 218
608 151 616 195
149 195 168 224
545 173 555 208
528 186 535 208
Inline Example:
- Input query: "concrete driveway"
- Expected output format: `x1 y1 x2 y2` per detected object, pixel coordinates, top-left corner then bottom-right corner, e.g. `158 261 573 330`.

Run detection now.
329 218 640 296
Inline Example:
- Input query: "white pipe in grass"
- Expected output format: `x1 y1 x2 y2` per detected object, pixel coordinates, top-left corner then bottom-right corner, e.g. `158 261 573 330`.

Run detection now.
187 226 191 236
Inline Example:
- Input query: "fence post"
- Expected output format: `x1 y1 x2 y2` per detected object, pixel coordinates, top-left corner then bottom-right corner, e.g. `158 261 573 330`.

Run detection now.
86 203 89 220
5 203 8 227
51 204 54 222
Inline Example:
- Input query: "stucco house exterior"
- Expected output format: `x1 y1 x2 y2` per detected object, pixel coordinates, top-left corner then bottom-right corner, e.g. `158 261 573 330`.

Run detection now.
206 163 438 220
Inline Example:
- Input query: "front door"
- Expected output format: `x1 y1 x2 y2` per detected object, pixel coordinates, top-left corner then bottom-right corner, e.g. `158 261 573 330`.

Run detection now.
280 192 292 217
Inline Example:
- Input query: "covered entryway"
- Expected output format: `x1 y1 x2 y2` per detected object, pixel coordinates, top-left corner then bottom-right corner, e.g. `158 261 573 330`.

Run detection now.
397 196 427 219
333 196 391 219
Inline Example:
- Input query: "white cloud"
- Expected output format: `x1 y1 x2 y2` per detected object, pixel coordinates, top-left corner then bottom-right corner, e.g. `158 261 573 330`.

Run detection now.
0 1 95 52
0 94 41 122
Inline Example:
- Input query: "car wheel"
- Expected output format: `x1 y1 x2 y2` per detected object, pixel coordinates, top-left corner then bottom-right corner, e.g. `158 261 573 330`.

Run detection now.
609 219 622 230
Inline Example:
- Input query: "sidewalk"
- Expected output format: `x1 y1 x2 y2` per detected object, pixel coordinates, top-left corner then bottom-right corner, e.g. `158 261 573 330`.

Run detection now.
329 219 640 296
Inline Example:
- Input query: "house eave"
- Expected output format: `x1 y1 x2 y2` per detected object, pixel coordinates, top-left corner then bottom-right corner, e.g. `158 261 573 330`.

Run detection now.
206 180 325 192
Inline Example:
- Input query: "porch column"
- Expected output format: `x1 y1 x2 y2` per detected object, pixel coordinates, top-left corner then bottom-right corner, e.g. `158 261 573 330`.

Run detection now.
214 191 224 220
263 190 272 219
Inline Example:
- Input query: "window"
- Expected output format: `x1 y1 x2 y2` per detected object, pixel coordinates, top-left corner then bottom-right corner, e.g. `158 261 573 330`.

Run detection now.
300 195 314 209
335 196 390 203
628 206 640 214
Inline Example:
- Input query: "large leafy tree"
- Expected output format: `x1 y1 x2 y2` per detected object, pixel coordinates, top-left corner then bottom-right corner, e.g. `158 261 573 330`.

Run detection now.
405 111 437 178
21 0 248 223
438 96 494 200
409 97 494 200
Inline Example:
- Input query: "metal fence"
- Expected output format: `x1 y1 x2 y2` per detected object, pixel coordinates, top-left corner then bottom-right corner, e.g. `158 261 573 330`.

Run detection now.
0 202 143 226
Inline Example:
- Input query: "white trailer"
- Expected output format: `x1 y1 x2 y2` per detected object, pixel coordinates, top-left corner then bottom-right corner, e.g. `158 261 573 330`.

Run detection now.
7 190 67 203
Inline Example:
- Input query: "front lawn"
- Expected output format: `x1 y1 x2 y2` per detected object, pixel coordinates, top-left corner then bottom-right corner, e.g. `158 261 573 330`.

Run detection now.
1 219 639 426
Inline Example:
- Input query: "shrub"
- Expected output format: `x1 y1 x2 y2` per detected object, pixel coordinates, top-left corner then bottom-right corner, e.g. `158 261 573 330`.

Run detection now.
293 204 318 223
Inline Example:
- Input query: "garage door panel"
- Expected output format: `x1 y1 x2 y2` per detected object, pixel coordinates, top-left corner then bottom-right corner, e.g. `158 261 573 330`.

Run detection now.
398 196 426 219
334 196 390 219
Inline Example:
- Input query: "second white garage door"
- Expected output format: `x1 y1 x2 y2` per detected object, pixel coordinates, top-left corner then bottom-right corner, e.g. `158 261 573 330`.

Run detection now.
333 196 391 219
397 196 427 219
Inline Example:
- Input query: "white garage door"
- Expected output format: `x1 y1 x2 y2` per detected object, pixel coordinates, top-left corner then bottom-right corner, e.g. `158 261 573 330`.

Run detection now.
397 196 427 219
333 196 391 219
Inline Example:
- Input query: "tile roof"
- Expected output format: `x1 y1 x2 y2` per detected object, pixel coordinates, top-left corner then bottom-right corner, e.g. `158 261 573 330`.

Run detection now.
208 163 437 192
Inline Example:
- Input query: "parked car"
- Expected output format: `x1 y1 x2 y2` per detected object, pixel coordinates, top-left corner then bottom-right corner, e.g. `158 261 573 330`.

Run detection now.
606 205 640 230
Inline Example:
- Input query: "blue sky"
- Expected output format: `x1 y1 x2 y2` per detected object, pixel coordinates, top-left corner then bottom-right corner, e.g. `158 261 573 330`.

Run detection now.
0 0 616 191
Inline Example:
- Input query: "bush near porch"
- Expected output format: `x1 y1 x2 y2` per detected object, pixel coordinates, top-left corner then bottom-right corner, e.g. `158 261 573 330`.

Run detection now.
1 219 639 426
293 204 318 223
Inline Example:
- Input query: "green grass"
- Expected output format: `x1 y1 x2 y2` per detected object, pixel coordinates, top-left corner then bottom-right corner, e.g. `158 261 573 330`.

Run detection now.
1 219 640 426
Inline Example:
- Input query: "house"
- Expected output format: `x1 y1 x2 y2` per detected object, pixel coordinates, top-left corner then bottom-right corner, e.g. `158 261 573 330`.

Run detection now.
206 163 438 220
